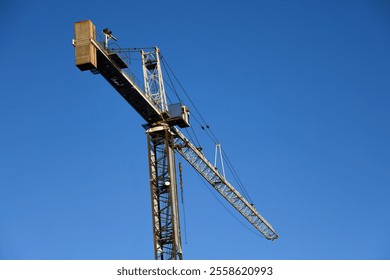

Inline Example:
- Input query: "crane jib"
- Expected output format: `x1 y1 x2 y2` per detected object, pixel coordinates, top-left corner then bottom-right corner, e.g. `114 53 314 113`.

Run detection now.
172 128 279 241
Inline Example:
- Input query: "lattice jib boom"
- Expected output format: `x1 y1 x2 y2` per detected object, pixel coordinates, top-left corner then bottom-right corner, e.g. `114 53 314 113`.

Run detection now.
172 128 278 241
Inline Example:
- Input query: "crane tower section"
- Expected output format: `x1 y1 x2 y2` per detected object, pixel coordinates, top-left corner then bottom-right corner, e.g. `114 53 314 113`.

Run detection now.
143 48 182 259
147 125 182 260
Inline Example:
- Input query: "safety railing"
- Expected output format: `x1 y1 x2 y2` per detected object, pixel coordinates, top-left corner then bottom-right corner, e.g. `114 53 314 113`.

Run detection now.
95 33 144 92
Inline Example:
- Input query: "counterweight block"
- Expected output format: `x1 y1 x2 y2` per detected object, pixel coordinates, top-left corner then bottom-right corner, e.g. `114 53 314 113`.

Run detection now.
74 20 97 71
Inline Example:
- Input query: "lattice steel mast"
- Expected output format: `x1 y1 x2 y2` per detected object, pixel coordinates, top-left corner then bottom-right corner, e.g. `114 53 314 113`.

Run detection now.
73 20 278 260
142 48 182 259
147 124 182 260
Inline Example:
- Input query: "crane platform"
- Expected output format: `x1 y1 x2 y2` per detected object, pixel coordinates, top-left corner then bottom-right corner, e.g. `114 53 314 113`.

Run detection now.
108 52 128 69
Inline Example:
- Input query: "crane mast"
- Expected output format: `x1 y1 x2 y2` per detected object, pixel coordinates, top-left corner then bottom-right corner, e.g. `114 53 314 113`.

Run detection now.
147 124 182 260
73 20 278 260
142 48 182 259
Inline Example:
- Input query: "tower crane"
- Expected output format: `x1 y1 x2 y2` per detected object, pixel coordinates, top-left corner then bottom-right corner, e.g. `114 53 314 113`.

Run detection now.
73 20 278 260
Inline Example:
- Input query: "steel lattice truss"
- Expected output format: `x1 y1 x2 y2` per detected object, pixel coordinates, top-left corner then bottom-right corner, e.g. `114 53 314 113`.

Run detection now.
147 127 182 260
141 49 168 113
172 128 278 241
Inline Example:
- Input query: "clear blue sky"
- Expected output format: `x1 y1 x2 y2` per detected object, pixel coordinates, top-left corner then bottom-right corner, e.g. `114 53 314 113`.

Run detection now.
0 0 389 260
